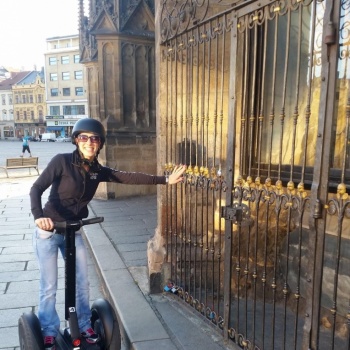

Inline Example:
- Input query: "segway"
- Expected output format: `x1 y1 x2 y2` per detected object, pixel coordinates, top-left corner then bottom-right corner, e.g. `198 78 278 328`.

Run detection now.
18 217 121 350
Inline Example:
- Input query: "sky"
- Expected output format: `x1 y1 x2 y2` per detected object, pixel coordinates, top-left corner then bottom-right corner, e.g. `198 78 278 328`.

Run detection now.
0 0 87 71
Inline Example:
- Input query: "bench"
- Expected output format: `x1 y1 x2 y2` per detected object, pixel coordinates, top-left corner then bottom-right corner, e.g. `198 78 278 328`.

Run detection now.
0 157 40 178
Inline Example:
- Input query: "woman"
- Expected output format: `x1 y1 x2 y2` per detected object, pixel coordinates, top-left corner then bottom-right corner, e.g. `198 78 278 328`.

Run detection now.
30 118 185 350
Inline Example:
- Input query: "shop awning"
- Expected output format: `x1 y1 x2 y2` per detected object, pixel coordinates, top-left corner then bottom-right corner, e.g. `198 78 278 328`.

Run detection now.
46 126 64 131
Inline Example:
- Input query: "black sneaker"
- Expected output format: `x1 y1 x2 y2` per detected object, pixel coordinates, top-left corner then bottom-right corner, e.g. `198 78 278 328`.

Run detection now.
81 327 100 344
44 336 56 350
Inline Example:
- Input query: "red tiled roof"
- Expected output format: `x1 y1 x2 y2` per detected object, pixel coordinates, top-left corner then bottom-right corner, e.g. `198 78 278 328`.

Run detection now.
0 71 31 90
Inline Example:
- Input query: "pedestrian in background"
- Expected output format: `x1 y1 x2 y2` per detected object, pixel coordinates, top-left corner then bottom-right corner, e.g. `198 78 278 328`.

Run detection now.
30 118 186 350
21 136 32 157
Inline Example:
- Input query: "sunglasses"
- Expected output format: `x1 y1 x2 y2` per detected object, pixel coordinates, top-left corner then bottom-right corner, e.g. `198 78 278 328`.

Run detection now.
77 134 101 143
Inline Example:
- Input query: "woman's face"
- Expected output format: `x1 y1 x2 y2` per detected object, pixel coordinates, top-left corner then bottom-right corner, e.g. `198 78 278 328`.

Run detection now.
76 132 101 161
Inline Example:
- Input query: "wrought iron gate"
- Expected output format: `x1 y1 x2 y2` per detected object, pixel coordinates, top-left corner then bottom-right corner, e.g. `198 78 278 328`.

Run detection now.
158 1 350 349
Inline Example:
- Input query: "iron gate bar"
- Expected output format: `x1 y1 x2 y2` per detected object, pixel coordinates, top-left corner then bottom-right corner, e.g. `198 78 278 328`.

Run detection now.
304 0 336 348
193 26 200 305
174 40 179 290
289 5 302 182
169 44 174 284
180 37 185 289
165 44 170 264
211 20 219 324
223 7 238 343
276 6 291 349
199 26 207 312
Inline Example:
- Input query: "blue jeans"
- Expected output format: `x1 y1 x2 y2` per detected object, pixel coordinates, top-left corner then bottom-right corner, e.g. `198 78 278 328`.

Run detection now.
33 228 92 337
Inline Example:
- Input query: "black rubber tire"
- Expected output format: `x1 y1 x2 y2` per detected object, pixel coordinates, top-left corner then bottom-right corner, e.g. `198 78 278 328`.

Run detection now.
90 298 121 350
18 312 44 350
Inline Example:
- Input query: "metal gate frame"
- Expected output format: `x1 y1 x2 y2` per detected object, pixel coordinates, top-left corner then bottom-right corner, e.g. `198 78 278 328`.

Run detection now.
156 1 350 349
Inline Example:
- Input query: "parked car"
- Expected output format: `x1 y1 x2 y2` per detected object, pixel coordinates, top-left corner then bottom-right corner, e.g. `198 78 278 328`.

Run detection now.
41 133 57 142
19 136 38 142
56 135 71 142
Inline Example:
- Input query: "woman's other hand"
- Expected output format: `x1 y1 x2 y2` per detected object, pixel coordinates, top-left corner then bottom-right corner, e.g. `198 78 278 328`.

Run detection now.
168 164 186 185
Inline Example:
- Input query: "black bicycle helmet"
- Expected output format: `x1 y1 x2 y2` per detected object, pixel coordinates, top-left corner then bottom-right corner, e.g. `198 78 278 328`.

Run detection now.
71 118 106 148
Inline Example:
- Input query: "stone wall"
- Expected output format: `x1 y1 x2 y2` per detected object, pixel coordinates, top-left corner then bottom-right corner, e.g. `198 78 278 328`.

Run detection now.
95 134 158 199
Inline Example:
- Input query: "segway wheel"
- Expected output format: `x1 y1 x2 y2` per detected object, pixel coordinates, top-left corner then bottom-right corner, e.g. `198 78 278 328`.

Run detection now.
18 312 44 350
91 298 121 350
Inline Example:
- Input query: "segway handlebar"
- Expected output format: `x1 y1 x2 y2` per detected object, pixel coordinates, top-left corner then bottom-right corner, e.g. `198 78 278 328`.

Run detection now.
53 217 104 231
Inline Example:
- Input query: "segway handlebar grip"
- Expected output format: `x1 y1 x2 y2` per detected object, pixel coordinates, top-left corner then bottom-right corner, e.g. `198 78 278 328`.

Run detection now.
81 217 104 226
53 217 104 230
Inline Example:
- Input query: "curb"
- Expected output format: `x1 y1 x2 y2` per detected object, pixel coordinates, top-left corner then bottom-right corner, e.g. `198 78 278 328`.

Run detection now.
83 222 177 350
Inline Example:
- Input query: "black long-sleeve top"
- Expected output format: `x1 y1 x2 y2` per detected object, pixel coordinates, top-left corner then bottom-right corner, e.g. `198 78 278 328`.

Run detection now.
30 150 166 222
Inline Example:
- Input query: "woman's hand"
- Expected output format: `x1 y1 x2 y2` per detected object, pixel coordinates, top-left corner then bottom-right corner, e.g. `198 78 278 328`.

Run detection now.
168 164 186 185
35 217 54 231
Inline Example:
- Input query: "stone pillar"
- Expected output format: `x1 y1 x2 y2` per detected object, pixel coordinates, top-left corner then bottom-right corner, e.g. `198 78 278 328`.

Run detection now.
147 1 168 293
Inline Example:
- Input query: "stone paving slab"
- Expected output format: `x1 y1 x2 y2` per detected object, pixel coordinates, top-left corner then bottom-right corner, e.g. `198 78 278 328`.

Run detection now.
0 262 26 272
117 242 148 253
121 250 147 260
124 259 148 268
2 246 37 254
108 227 154 237
2 325 20 349
110 233 152 244
0 270 40 284
0 253 36 263
150 295 227 350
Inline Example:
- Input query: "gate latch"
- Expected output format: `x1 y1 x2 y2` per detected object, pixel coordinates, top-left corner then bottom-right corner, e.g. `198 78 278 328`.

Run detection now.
221 203 250 225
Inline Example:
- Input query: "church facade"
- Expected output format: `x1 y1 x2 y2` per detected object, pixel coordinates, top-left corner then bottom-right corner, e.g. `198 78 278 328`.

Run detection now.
79 0 157 199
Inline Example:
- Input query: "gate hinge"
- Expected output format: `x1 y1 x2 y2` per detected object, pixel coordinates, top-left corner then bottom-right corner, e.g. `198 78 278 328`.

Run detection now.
221 203 250 225
313 199 322 219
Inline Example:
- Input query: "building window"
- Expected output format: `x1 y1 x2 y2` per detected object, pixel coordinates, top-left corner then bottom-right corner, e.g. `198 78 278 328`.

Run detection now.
4 126 14 137
38 94 42 103
16 111 20 120
15 95 19 104
24 111 27 120
50 73 58 81
22 95 26 103
61 56 69 64
50 106 60 115
74 54 80 63
75 87 84 96
63 88 70 96
29 95 33 103
63 105 85 115
2 109 6 119
9 109 13 119
31 111 34 120
74 70 83 80
51 88 59 97
49 57 57 65
39 109 43 119
62 72 70 80
9 95 12 104
1 94 5 105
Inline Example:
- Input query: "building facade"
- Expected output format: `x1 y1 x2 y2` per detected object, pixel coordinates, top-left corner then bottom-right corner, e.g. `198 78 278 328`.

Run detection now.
44 34 88 137
12 70 46 138
0 71 30 139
